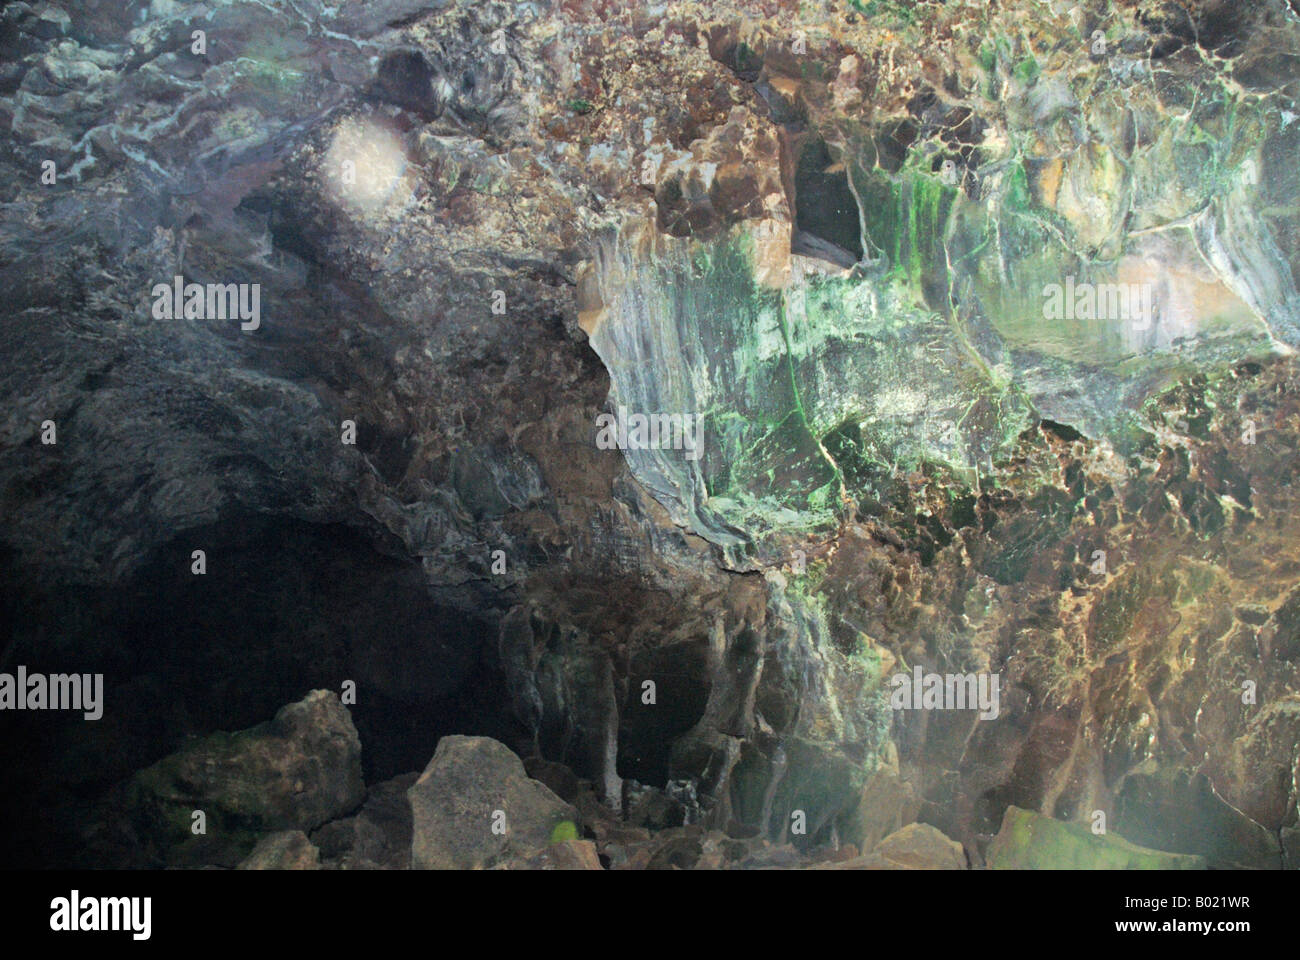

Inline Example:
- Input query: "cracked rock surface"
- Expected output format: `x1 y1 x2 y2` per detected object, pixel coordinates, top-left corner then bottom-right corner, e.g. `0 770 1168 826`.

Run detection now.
0 0 1298 869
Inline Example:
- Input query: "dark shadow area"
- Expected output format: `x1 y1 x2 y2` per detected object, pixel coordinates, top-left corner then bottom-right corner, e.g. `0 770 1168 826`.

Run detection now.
0 512 519 868
618 639 711 786
792 138 863 266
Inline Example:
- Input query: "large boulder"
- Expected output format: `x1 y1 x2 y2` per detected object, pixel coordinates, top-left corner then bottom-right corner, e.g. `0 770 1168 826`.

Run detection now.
814 822 967 870
873 823 967 869
840 767 922 853
408 736 580 869
988 806 1206 870
126 690 364 867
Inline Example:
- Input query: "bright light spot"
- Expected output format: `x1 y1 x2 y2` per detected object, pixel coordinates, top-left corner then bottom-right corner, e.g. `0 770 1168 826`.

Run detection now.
321 117 413 222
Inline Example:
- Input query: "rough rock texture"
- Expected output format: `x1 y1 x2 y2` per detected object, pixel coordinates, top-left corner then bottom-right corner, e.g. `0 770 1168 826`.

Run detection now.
872 822 967 869
122 690 363 867
408 735 580 869
816 821 967 869
499 838 603 870
311 772 417 870
988 805 1205 869
238 830 322 870
0 0 1298 871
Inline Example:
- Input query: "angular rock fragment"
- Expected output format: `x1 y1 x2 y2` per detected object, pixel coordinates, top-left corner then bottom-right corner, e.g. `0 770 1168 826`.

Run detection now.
126 690 364 867
408 735 580 869
238 830 321 870
872 823 967 870
311 773 418 870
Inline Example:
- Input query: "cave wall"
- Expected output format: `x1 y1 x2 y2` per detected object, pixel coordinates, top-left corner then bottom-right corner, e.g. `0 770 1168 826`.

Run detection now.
0 0 1298 868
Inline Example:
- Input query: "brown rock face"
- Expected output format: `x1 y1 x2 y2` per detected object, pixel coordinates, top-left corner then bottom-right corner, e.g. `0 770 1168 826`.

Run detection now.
814 823 966 870
408 735 580 869
872 823 968 870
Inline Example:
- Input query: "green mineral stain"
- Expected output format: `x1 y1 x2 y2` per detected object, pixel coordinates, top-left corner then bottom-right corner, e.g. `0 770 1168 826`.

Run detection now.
236 57 306 94
1003 160 1033 213
1013 56 1040 85
853 162 956 294
549 820 579 844
850 0 917 24
777 296 813 433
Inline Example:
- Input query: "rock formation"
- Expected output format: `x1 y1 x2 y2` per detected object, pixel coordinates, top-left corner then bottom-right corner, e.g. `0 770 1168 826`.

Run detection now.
0 0 1298 870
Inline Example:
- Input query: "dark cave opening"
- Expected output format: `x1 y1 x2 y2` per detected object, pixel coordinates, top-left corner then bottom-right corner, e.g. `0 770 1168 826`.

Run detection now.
617 639 712 786
0 512 525 867
791 138 864 267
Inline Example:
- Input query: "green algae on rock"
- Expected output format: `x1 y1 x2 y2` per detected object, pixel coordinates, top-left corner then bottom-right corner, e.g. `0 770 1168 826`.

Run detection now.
988 806 1205 870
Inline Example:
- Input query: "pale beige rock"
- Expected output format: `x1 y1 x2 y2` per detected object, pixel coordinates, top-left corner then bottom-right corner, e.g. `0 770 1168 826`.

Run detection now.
872 822 967 870
238 831 321 870
408 735 579 870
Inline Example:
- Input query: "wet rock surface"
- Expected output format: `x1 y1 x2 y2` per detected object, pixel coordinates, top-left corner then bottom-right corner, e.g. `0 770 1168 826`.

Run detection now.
118 690 363 867
0 0 1298 870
